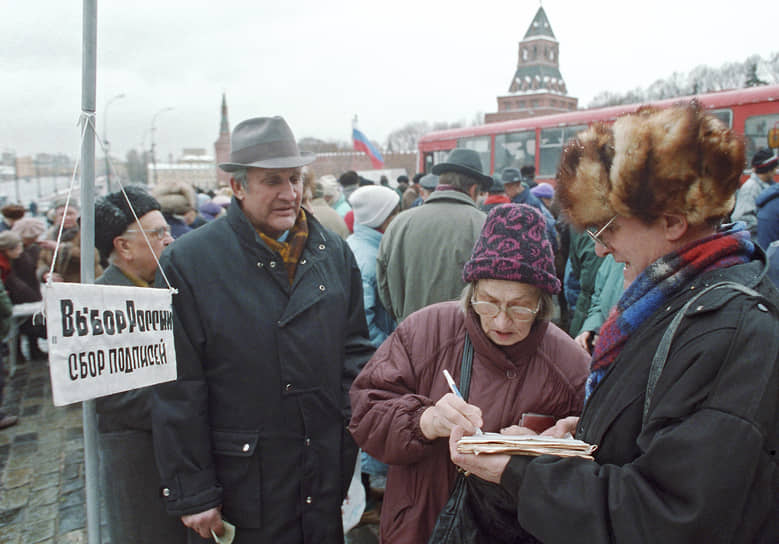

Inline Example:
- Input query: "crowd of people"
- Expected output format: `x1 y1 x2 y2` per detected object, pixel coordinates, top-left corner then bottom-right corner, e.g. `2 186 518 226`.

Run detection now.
0 104 776 543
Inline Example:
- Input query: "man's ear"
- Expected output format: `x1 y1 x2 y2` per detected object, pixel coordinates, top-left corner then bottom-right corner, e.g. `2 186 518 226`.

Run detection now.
112 235 131 260
663 214 689 242
229 178 244 201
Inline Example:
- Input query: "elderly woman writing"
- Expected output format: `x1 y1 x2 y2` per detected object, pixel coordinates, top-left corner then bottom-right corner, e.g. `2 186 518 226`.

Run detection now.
349 204 590 543
450 103 779 543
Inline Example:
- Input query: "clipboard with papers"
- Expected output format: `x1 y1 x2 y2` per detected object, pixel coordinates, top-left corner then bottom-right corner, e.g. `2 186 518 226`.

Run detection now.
457 433 598 460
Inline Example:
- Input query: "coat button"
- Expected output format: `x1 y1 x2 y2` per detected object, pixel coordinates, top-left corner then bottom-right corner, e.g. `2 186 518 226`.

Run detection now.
257 262 263 268
300 258 307 265
757 303 768 312
162 487 171 497
305 496 312 504
305 437 311 446
270 261 277 268
318 244 325 250
242 443 250 452
284 383 293 392
319 284 326 291
506 369 517 378
695 305 704 311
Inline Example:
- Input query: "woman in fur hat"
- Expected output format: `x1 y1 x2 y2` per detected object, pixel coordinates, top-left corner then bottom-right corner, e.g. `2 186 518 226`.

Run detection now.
449 103 779 543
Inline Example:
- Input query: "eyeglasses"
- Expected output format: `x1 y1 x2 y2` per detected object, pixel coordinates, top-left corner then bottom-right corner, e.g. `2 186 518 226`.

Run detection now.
585 215 618 249
470 296 540 322
125 225 172 241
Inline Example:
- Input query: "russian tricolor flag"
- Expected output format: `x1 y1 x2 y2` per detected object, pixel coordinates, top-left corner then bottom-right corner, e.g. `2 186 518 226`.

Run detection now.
352 123 384 169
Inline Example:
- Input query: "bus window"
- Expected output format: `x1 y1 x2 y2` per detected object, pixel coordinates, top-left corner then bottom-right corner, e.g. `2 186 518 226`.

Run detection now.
495 130 536 176
710 109 732 128
744 114 779 167
539 125 586 178
457 136 491 174
424 150 451 173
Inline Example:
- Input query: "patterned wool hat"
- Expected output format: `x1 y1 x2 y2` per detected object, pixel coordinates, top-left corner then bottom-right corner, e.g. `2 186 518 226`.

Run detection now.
462 204 560 294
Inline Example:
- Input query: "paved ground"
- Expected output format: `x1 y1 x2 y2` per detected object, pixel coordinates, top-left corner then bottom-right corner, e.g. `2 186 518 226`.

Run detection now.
0 353 380 544
0 356 87 544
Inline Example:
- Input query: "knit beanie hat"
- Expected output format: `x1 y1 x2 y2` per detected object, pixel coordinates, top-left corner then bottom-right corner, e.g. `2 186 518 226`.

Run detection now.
530 182 554 199
0 231 22 251
94 186 161 262
462 204 560 294
752 148 778 174
12 217 46 240
348 186 400 228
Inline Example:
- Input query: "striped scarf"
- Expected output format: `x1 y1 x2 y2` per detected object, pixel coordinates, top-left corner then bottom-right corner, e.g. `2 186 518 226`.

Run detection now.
585 224 755 399
257 209 309 285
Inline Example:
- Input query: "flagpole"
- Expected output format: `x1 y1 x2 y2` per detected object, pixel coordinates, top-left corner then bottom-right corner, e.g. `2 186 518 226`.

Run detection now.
80 0 101 541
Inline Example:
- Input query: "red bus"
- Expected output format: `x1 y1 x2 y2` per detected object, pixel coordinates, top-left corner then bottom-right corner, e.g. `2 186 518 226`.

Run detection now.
418 85 779 183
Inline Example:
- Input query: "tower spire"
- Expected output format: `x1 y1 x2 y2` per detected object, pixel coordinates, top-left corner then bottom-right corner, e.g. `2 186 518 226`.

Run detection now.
219 93 229 135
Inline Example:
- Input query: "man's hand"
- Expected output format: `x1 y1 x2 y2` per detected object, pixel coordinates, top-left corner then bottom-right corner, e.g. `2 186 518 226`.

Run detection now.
540 416 579 438
181 506 224 539
449 426 510 484
42 271 64 283
419 393 483 440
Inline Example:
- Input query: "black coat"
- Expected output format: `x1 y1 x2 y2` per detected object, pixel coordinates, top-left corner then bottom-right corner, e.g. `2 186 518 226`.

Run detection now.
502 253 779 543
152 199 374 543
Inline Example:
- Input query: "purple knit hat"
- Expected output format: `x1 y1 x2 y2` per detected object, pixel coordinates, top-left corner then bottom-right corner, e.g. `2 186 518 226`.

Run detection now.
462 204 560 294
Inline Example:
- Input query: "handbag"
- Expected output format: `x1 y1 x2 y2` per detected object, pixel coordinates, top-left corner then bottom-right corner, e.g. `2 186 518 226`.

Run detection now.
428 333 540 544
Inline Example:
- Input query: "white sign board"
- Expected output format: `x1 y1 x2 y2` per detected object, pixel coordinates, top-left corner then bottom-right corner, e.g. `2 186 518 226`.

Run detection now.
43 282 177 406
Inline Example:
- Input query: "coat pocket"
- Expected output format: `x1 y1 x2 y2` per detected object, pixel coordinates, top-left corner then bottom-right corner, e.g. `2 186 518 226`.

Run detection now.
211 429 262 528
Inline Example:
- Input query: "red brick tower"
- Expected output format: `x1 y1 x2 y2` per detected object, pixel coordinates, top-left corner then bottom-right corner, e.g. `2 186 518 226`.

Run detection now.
214 93 231 187
485 6 578 123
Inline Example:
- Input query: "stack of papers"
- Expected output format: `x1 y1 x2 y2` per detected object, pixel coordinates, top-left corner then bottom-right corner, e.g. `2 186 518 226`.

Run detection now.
457 433 597 459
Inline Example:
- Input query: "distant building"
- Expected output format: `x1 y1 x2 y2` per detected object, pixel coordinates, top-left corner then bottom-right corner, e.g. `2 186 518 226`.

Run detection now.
485 6 578 123
148 150 217 190
214 93 231 187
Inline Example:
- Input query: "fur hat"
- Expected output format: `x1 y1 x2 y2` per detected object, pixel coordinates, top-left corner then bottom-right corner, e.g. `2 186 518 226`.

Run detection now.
151 181 196 215
557 102 745 229
1 204 25 221
462 204 560 294
94 186 161 263
50 195 80 212
555 122 615 230
12 217 46 240
752 148 778 174
348 186 400 228
0 231 22 251
610 102 744 226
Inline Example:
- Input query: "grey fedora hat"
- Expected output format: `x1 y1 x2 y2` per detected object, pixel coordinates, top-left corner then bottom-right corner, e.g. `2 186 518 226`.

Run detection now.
218 116 315 172
431 148 492 190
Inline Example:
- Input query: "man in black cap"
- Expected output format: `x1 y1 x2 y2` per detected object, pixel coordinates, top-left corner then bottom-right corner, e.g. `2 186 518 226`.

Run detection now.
93 186 182 544
732 147 778 238
152 116 374 543
376 148 489 322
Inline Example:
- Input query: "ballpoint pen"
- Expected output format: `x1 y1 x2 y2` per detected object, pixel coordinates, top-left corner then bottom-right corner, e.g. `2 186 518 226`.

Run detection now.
442 369 483 435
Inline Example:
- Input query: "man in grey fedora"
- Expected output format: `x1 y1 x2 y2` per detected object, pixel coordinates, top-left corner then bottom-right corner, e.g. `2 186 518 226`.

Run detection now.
151 116 374 543
376 148 490 322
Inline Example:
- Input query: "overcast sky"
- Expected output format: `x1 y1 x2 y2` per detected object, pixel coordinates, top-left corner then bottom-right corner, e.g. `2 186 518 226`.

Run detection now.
2 0 777 162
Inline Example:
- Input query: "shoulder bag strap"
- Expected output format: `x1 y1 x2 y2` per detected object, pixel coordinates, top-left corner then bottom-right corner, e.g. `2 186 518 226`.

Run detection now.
459 333 474 402
642 281 763 427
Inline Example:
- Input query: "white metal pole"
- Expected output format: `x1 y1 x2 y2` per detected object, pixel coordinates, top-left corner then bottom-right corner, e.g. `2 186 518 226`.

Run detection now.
80 0 100 542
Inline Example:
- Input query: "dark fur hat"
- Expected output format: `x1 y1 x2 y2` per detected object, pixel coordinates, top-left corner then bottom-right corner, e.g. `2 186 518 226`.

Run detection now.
555 122 615 230
94 186 161 263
